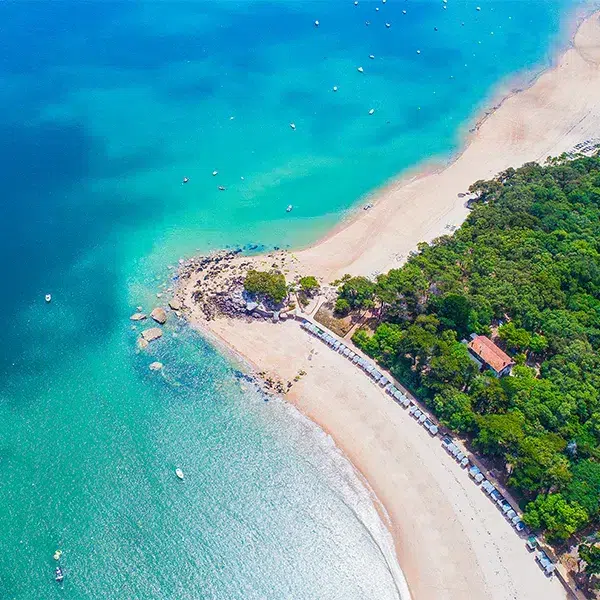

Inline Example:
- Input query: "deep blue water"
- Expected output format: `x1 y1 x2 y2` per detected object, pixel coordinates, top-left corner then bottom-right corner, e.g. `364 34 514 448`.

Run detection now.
0 1 587 598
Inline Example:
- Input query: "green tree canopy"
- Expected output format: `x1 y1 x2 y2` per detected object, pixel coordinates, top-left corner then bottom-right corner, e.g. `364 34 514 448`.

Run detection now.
298 276 320 295
244 270 287 304
523 493 588 542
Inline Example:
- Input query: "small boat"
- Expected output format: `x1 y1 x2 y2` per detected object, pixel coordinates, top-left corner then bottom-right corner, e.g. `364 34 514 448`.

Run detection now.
369 54 375 59
175 468 184 480
45 294 52 303
385 22 391 28
218 186 226 191
357 66 364 73
368 108 375 115
55 566 64 583
332 85 338 92
212 170 218 176
286 205 293 213
364 203 373 210
314 20 319 27
290 123 296 130
182 177 189 184
53 550 62 561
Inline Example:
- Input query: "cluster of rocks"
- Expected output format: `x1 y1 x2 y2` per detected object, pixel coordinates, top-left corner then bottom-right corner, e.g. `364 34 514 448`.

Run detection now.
177 249 299 323
257 371 292 394
130 298 183 350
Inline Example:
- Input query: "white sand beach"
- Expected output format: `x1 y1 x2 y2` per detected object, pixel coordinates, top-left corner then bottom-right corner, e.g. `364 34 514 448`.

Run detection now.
297 11 600 282
177 10 600 600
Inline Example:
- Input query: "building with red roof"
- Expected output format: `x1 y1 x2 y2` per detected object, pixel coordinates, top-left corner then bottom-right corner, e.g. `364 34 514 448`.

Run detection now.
467 335 514 378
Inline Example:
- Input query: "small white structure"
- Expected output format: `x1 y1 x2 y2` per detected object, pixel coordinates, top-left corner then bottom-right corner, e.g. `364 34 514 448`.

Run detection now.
333 85 338 92
45 294 52 303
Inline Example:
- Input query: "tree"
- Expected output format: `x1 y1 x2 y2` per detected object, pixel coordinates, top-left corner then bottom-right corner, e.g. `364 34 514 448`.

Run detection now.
529 333 548 355
523 493 588 543
334 298 350 316
433 389 477 433
338 276 375 311
509 434 571 494
498 322 531 353
564 460 600 517
244 270 287 304
436 293 472 338
475 411 525 456
578 543 600 580
426 332 478 393
298 276 320 296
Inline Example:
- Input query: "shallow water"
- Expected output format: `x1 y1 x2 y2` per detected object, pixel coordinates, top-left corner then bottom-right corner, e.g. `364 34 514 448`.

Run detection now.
0 0 584 597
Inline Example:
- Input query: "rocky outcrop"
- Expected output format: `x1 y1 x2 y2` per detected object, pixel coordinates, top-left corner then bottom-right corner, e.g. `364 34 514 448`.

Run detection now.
130 312 147 321
150 307 167 324
169 298 182 311
141 327 163 342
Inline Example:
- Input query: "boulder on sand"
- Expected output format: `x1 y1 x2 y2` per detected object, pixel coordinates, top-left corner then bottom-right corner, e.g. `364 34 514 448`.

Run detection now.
149 361 163 371
150 307 167 324
130 312 147 321
169 298 182 311
141 327 163 342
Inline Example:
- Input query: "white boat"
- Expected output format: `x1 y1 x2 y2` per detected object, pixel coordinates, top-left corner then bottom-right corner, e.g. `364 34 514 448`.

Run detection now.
368 108 375 115
290 123 296 130
357 66 364 73
286 205 293 213
175 468 184 480
45 294 52 303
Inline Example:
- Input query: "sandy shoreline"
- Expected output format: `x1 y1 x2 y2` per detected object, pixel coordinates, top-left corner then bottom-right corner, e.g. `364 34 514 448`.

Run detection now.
173 11 600 600
295 10 600 282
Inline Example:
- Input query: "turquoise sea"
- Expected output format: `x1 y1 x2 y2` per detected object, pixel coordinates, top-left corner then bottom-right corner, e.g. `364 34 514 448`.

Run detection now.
0 1 587 598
